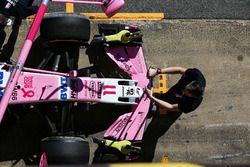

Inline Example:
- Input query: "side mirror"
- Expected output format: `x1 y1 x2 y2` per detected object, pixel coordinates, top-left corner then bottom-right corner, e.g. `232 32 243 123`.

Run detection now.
101 0 125 17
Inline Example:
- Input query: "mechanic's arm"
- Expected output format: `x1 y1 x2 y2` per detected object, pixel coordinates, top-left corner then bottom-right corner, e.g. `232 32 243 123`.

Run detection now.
145 87 180 112
161 67 187 74
148 67 187 77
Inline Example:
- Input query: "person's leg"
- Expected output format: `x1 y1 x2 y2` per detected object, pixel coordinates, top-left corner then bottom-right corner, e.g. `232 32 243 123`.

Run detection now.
0 25 7 62
141 112 182 162
27 0 36 7
1 23 20 62
0 25 6 48
141 118 163 161
13 16 22 27
18 0 35 7
15 0 38 19
0 14 8 26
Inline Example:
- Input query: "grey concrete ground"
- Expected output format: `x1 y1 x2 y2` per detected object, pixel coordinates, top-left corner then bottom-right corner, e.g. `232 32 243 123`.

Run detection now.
134 19 250 164
2 19 249 165
44 0 250 19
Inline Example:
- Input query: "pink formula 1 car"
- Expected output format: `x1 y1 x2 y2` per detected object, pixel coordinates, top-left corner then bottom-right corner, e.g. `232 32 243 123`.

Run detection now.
0 0 151 165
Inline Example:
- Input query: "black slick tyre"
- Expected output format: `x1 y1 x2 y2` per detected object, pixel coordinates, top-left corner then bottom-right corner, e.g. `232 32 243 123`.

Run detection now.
40 13 90 42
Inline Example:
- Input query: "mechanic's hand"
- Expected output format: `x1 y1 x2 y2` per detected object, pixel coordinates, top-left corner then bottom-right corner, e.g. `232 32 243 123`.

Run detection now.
145 87 153 99
147 67 157 78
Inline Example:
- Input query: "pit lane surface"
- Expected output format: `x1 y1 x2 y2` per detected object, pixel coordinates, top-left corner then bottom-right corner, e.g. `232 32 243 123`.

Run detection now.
0 0 249 165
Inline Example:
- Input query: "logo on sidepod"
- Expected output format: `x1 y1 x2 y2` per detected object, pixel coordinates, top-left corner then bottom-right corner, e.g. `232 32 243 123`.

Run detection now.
0 72 4 99
60 77 68 100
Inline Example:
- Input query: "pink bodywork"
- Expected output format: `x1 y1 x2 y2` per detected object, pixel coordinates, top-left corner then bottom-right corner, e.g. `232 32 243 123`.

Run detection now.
0 46 150 142
0 0 152 165
0 64 143 105
0 0 150 142
104 46 150 141
51 0 125 17
0 0 125 122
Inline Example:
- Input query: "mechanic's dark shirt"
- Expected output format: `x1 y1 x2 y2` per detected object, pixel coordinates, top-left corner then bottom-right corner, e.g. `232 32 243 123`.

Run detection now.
157 68 206 113
0 0 37 19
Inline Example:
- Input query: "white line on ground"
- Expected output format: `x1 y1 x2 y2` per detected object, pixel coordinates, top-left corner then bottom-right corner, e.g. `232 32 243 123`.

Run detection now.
204 123 250 129
209 151 250 160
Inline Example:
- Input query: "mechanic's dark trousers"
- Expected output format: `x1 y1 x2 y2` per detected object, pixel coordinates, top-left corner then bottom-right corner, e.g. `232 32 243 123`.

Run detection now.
0 0 38 62
140 111 182 162
0 25 19 62
13 0 38 26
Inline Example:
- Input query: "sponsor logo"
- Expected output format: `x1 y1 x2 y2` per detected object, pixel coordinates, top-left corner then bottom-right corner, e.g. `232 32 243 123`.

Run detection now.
0 91 2 100
21 88 34 98
60 77 68 100
70 79 78 99
11 86 18 101
0 72 3 100
126 87 134 96
0 72 3 85
84 80 87 96
136 88 141 95
89 81 96 98
115 115 130 133
114 54 131 73
122 62 131 73
123 87 141 97
24 76 33 88
97 81 102 99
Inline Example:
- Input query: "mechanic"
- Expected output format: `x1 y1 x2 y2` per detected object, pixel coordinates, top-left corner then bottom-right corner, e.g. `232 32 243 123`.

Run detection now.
142 66 206 162
0 0 38 27
0 0 38 62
